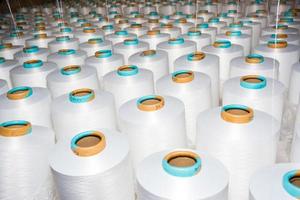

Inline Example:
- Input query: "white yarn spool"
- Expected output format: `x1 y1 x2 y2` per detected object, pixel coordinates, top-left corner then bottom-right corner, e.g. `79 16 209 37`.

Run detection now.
50 128 134 200
101 24 119 36
113 38 149 64
119 95 187 169
136 149 229 200
192 23 217 43
106 30 137 45
247 15 267 28
125 24 149 37
3 32 32 46
14 46 49 63
173 18 194 34
174 52 220 106
208 18 227 33
0 121 55 200
196 105 280 200
47 49 87 69
291 121 300 162
116 19 132 30
218 13 234 26
270 3 291 14
288 63 300 106
220 22 253 39
201 3 218 14
0 57 19 88
0 43 23 60
249 163 300 200
259 33 300 45
47 65 100 98
159 5 176 15
48 36 79 53
157 37 196 72
182 30 211 50
143 18 160 29
79 38 112 57
238 19 261 48
103 65 154 112
254 40 300 87
139 30 170 50
128 49 168 82
223 75 286 122
230 54 279 80
10 60 57 88
156 71 212 146
73 27 104 43
261 25 299 36
179 3 196 14
197 11 215 22
245 2 266 15
25 34 55 48
216 31 251 55
153 23 181 38
0 87 52 128
52 89 117 141
0 80 8 95
52 27 75 39
202 40 243 91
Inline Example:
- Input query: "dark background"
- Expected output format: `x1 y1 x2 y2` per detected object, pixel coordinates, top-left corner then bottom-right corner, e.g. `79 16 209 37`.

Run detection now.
0 0 54 13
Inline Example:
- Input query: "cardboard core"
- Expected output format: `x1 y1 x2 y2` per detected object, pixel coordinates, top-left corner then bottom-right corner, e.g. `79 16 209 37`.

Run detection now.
172 71 194 83
242 77 262 83
7 88 31 100
72 89 93 97
147 30 160 35
35 33 47 38
162 24 173 28
83 28 96 33
131 24 142 28
63 65 81 73
0 121 31 137
178 18 187 23
245 56 263 64
165 151 199 168
72 131 106 157
273 34 288 39
290 176 300 188
141 50 156 56
221 106 253 123
138 96 164 111
189 52 205 61
268 41 288 48
1 43 13 49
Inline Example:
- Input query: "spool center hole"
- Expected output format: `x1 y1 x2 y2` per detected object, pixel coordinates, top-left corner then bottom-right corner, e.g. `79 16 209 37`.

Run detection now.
226 108 250 115
290 176 300 188
72 90 92 97
11 89 29 95
243 78 262 83
141 98 161 105
76 135 101 148
168 156 196 167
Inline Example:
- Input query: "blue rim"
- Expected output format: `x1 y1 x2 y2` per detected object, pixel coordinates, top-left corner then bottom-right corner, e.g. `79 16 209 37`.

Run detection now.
168 38 184 45
209 17 220 23
198 23 209 28
124 39 139 45
188 31 201 36
61 66 81 75
88 38 103 43
214 40 231 48
60 27 72 33
0 120 32 134
7 86 33 98
69 89 95 103
227 30 242 36
0 57 5 63
115 30 128 36
23 46 39 53
58 49 76 55
283 170 300 198
95 50 112 58
240 76 267 89
23 60 43 68
71 130 96 150
222 104 249 112
230 23 243 28
56 36 71 42
117 65 139 76
246 54 264 63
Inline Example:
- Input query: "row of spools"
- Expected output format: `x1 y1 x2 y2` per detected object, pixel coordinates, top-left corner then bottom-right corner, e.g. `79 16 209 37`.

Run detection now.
1 0 300 200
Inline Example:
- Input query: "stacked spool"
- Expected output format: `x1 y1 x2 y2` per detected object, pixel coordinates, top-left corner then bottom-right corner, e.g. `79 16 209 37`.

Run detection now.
47 49 87 68
49 37 79 53
0 43 23 60
14 46 49 63
0 57 19 88
139 30 170 50
79 38 112 57
182 30 211 50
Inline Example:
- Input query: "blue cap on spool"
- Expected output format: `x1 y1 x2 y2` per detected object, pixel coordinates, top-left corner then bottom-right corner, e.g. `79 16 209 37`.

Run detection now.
162 151 201 177
230 22 243 28
149 11 158 16
7 86 33 100
162 15 170 19
240 75 267 89
168 37 184 45
69 88 95 103
124 38 139 45
280 17 294 23
228 9 237 13
283 170 300 198
213 40 231 48
56 36 70 42
219 13 228 17
115 30 128 36
60 27 72 33
117 65 139 76
23 60 43 68
209 17 220 23
95 50 112 58
58 49 76 55
241 20 253 24
246 54 264 64
102 25 114 30
77 19 87 23
61 65 81 75
188 30 201 36
0 120 32 136
198 23 209 28
0 57 5 63
23 46 39 53
226 30 242 36
88 38 103 44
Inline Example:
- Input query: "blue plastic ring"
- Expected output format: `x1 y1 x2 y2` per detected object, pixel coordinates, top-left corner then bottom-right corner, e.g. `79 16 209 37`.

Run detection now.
7 86 33 98
95 50 112 58
283 170 300 198
23 46 39 53
124 39 139 45
168 37 184 45
23 60 43 68
188 31 201 36
69 89 95 103
117 65 139 76
115 30 128 36
61 65 81 75
58 49 76 55
240 75 267 89
0 57 5 63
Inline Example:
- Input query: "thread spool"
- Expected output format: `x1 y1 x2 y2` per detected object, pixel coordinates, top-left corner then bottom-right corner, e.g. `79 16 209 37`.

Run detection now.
47 49 87 69
174 18 194 34
125 24 149 37
3 31 32 46
254 41 300 87
230 54 279 80
25 34 55 48
196 105 280 200
153 24 182 38
157 37 196 72
0 80 8 95
10 60 57 88
202 40 243 93
101 24 119 36
47 65 100 98
113 39 149 64
218 13 234 26
128 50 169 82
119 95 187 169
103 65 154 114
0 43 23 60
193 23 217 43
197 10 215 22
79 38 112 57
288 63 300 107
261 25 299 36
74 27 104 43
139 30 171 50
106 30 137 45
157 71 212 146
136 149 229 200
238 18 261 48
223 75 286 122
0 57 19 87
51 89 117 141
0 121 55 200
49 129 134 200
182 30 211 51
247 14 267 28
52 27 75 38
250 164 300 200
48 36 79 53
208 17 227 33
259 34 300 46
14 46 49 63
0 87 52 128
